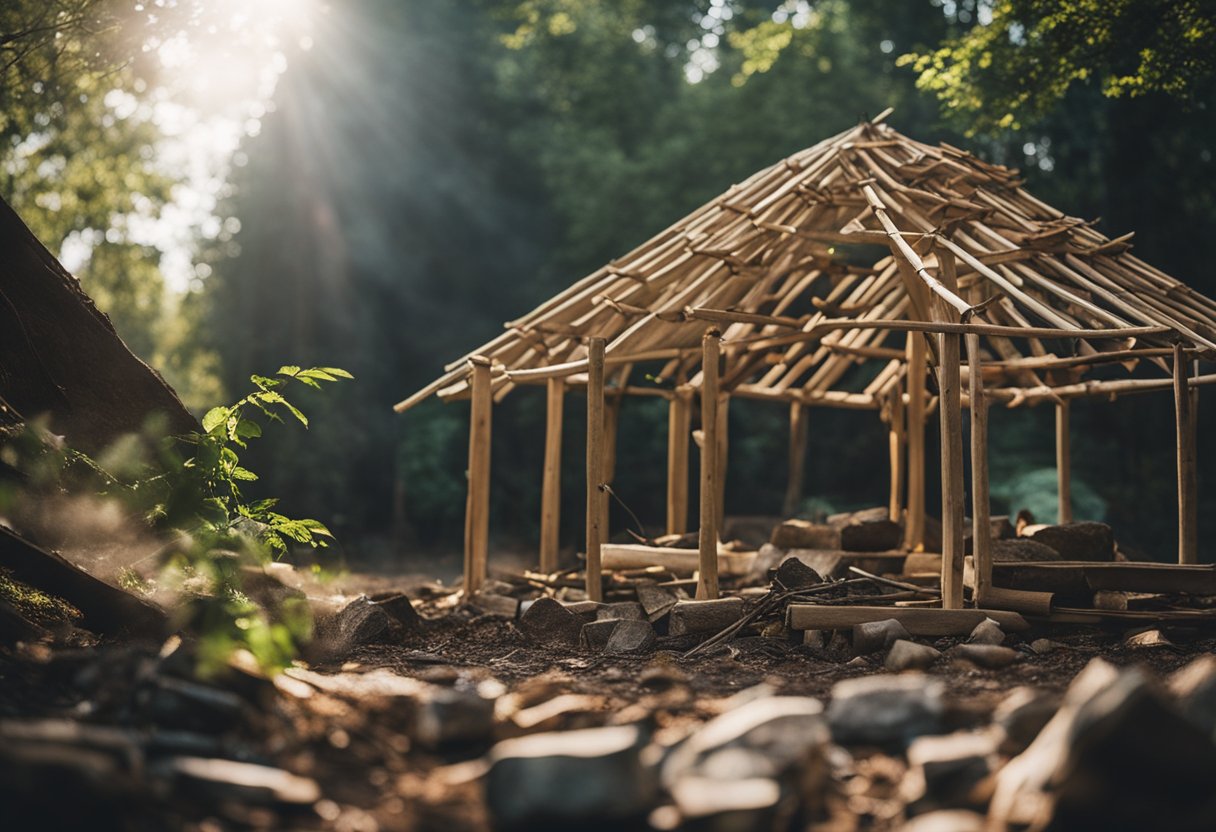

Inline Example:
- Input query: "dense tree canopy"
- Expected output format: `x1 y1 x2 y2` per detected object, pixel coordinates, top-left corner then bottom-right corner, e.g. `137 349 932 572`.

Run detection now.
3 0 1215 561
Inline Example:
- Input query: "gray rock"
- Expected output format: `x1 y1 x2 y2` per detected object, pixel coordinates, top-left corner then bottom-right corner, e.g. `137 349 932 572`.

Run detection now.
414 686 495 748
905 730 998 804
853 619 911 654
774 557 823 590
827 674 945 746
991 659 1216 831
604 619 657 654
966 617 1005 646
1125 628 1173 648
485 725 657 826
885 640 941 672
950 643 1018 669
596 602 645 622
635 584 678 621
1029 638 1063 655
993 686 1059 754
517 597 583 647
372 592 424 630
468 590 518 619
579 619 619 650
560 600 604 623
746 542 787 584
662 695 828 787
991 538 1062 562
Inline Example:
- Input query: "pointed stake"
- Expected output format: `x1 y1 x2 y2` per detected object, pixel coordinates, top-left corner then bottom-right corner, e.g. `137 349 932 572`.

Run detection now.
585 338 606 600
698 329 722 600
463 356 492 595
539 376 565 573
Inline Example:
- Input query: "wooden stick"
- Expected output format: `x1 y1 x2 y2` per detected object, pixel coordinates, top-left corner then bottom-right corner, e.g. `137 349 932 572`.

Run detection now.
715 392 730 530
937 252 965 610
698 329 722 600
463 357 492 595
601 392 621 545
786 604 1029 636
1056 400 1073 524
967 332 993 605
666 385 692 535
585 338 606 601
905 333 927 550
887 383 906 523
1175 342 1198 564
539 377 564 573
783 401 809 517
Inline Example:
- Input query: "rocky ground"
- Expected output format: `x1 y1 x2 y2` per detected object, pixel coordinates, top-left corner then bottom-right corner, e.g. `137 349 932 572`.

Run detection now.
4 562 1216 832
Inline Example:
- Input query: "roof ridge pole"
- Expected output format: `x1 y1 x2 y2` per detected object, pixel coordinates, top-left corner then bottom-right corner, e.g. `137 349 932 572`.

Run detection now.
1174 342 1199 564
586 337 607 601
697 328 722 600
539 376 565 573
463 356 493 596
936 251 966 610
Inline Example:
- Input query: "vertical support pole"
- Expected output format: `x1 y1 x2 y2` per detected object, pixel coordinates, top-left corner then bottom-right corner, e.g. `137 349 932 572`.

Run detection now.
666 386 692 535
966 333 992 606
600 392 621 545
783 401 809 518
585 338 606 600
1175 343 1198 564
463 356 492 595
715 393 730 531
539 377 564 573
904 334 927 550
1056 400 1073 524
887 383 905 524
698 329 721 600
937 252 965 610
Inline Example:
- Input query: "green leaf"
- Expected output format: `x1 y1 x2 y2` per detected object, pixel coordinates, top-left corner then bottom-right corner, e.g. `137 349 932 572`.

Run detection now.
277 365 302 377
231 466 259 482
202 407 230 434
234 419 262 441
316 367 354 379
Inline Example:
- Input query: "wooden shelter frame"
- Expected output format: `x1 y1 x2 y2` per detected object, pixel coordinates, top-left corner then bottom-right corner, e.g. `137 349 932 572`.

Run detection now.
396 113 1211 605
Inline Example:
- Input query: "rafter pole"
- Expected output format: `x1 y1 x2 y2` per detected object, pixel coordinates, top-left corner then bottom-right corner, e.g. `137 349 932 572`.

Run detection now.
698 328 722 600
539 376 565 573
463 356 492 595
585 337 606 601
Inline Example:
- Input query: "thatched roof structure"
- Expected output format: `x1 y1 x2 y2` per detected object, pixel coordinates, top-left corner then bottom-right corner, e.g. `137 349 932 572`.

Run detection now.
395 114 1216 415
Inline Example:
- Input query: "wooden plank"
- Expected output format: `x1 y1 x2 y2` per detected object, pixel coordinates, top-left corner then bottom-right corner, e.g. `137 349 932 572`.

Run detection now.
539 376 564 573
783 401 808 517
982 560 1216 595
698 329 722 600
905 333 927 550
585 338 606 601
1056 400 1072 524
786 604 1030 635
967 331 993 605
601 543 755 576
1175 342 1198 564
666 385 692 535
463 356 492 595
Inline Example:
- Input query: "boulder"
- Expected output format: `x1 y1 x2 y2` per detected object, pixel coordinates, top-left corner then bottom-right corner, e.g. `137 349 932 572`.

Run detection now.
774 557 823 590
966 618 1005 646
635 584 678 622
827 674 945 747
579 620 619 650
596 602 645 622
604 620 656 654
885 640 941 672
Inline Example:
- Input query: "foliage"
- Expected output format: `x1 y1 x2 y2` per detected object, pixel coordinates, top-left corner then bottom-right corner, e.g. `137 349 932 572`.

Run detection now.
903 0 1216 133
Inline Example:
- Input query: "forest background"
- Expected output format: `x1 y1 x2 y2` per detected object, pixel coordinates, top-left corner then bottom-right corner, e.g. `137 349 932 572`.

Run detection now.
4 0 1215 564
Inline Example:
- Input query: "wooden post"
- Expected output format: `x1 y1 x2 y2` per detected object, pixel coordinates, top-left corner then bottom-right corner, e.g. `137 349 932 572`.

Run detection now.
783 401 808 517
539 377 564 573
601 392 621 545
1175 342 1198 564
463 356 492 595
698 329 721 600
715 393 730 531
937 252 965 610
1056 400 1072 524
966 333 992 605
904 334 927 550
585 338 606 601
887 384 905 524
666 385 692 535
